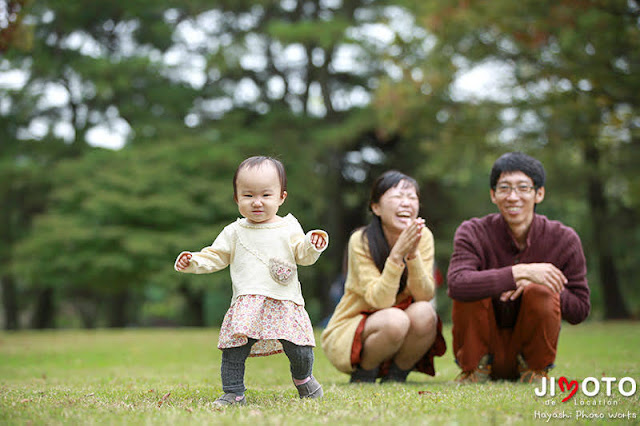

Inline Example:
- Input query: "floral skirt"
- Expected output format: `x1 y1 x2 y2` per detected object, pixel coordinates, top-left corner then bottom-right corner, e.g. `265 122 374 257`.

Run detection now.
218 294 316 357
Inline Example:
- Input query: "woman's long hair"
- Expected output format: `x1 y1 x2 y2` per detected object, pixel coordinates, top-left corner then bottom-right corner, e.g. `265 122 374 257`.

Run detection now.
362 170 419 295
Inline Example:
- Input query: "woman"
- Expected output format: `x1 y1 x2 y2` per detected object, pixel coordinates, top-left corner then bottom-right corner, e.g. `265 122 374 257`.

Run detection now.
321 170 446 382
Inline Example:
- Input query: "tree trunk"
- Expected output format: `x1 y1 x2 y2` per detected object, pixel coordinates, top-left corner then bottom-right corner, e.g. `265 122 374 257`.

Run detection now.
585 144 630 319
1 275 19 330
320 149 346 320
106 291 129 327
30 286 56 329
179 283 205 327
73 296 98 329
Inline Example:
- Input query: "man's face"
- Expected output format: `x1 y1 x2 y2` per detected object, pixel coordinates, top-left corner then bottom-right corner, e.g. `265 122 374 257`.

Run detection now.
490 171 545 230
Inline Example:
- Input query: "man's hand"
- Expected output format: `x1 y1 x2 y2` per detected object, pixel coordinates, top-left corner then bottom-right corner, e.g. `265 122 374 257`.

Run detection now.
175 252 192 271
500 279 533 301
512 263 566 293
310 232 327 250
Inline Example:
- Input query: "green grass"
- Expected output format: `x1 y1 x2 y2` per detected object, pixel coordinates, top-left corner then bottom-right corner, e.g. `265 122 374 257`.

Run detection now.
1 322 639 425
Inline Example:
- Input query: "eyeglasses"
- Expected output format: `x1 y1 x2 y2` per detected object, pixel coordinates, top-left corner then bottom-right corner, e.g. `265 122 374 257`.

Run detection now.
494 184 536 196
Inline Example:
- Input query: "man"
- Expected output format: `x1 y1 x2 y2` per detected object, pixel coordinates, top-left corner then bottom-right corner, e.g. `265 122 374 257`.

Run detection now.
447 152 590 383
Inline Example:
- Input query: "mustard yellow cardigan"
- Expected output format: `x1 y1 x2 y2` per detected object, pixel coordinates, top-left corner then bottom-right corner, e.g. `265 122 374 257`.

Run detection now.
321 227 435 374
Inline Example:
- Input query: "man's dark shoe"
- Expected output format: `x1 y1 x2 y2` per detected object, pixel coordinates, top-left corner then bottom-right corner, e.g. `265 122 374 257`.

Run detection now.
456 354 491 384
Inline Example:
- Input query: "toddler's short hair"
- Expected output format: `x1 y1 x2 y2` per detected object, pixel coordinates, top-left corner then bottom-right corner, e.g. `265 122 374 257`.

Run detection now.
233 156 287 201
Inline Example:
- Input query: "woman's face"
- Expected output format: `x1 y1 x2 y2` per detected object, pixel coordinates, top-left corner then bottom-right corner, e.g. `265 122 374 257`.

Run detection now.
371 180 419 235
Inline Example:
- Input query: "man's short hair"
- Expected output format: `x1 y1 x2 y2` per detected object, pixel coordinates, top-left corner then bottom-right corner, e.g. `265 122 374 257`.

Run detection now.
490 152 546 189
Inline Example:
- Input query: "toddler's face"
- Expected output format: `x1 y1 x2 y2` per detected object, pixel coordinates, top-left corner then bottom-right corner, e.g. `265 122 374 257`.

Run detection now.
235 163 287 224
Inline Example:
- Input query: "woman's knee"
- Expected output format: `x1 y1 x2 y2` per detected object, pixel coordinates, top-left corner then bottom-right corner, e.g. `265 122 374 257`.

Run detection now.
407 301 437 334
368 308 411 341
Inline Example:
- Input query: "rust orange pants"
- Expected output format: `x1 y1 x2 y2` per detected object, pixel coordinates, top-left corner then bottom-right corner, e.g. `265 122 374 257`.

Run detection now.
452 285 561 380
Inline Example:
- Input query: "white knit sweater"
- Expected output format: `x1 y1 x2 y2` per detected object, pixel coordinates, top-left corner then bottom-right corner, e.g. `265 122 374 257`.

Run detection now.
175 214 328 306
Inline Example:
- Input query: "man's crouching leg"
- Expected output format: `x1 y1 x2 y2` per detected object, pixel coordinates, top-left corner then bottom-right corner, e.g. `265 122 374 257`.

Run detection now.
452 298 493 382
513 285 561 381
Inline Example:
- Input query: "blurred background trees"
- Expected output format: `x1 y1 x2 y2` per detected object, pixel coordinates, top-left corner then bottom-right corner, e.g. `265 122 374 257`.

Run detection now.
1 0 637 329
398 0 640 319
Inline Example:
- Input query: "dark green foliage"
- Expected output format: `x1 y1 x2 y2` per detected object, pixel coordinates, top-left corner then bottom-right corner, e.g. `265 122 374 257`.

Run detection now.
1 0 638 328
377 0 640 319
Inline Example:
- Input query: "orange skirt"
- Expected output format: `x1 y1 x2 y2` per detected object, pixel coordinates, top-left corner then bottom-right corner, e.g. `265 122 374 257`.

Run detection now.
350 298 447 376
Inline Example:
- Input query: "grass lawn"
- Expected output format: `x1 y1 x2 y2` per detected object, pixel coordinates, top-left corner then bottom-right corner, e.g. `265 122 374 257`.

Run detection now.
1 322 639 425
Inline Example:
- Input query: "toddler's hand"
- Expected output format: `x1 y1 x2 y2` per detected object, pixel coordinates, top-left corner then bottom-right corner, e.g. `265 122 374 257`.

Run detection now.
176 252 192 271
310 232 327 250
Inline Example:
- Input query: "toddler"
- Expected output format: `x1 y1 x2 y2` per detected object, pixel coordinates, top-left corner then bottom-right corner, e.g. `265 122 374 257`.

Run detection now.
175 156 328 406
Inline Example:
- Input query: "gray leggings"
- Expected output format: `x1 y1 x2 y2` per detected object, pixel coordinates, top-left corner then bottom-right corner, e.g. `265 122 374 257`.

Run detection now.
221 338 314 394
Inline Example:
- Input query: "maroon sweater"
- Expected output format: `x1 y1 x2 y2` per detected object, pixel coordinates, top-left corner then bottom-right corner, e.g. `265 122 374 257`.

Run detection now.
447 213 590 325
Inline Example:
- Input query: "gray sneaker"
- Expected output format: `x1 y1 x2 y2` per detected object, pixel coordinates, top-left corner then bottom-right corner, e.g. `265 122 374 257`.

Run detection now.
213 393 246 406
295 376 323 399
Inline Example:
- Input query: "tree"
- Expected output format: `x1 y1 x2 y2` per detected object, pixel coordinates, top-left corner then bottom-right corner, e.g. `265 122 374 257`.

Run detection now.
13 136 238 327
173 1 443 318
388 0 640 318
13 118 340 327
0 0 212 328
0 0 31 53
